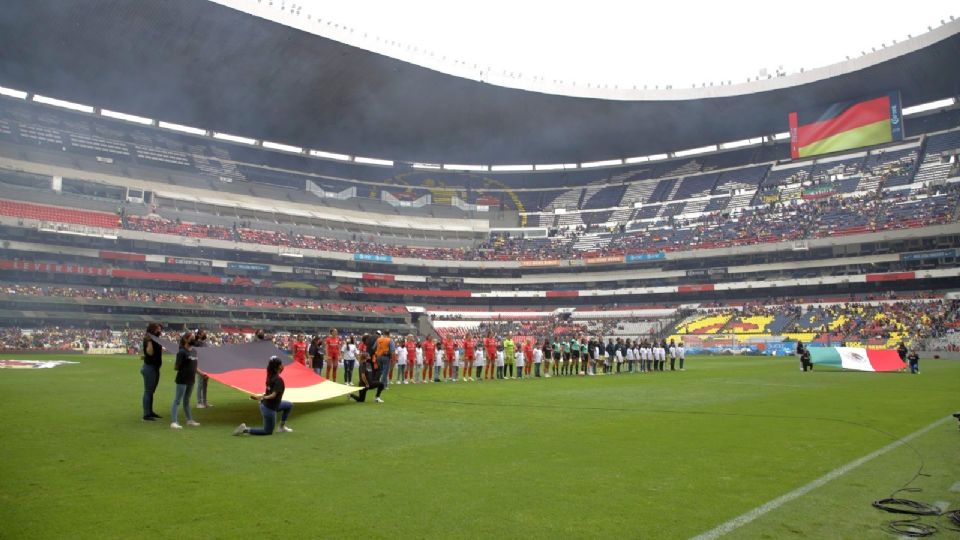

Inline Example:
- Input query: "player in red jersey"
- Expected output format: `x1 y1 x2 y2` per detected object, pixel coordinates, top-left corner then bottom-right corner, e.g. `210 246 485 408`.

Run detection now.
324 328 341 383
291 334 308 366
422 335 437 383
405 335 417 383
462 332 476 381
523 339 534 377
483 331 497 380
442 336 456 381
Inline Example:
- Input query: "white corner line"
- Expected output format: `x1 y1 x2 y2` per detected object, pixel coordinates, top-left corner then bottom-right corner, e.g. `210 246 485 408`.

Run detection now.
690 416 953 540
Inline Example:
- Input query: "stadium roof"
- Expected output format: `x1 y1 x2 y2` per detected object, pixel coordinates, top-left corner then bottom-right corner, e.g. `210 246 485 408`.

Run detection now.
0 1 958 165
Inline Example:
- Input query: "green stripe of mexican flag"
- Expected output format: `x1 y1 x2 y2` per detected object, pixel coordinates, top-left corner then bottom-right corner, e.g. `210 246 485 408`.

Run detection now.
808 347 905 372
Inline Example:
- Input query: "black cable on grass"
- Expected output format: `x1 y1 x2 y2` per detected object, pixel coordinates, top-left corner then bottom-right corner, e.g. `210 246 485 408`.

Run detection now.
872 495 941 516
883 518 938 537
945 509 960 532
394 395 951 537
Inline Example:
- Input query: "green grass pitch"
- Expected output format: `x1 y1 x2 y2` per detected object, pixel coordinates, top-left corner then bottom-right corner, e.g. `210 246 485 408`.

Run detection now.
0 354 957 539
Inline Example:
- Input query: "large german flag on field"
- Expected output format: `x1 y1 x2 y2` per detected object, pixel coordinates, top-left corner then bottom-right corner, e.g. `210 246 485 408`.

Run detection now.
156 338 356 402
789 92 903 159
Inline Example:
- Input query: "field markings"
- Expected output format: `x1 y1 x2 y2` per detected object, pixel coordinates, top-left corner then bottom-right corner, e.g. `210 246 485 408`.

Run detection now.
950 481 960 493
690 415 953 540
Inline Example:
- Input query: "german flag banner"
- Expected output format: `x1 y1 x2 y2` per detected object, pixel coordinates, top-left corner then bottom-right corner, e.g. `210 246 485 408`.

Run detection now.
789 92 903 159
156 338 356 402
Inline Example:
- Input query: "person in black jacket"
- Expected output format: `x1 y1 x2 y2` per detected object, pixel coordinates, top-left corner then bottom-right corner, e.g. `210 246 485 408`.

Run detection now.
141 322 164 421
170 332 200 429
308 334 324 376
896 341 908 362
234 356 294 435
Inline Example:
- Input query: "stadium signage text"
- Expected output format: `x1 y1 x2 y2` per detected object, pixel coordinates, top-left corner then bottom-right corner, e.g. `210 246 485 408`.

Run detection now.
520 259 561 267
624 252 666 262
354 253 393 263
585 256 624 265
292 266 333 277
226 262 270 272
165 256 212 267
900 249 957 261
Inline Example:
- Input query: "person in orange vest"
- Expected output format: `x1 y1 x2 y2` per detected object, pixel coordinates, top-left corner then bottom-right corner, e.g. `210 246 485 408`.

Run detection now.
375 330 395 389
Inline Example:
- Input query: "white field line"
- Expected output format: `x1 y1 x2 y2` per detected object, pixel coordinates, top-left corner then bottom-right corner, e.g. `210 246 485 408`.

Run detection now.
690 416 952 540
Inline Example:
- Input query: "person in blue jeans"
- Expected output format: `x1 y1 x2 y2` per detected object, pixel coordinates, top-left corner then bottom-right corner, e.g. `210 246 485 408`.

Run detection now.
140 322 164 421
171 332 200 429
234 356 293 436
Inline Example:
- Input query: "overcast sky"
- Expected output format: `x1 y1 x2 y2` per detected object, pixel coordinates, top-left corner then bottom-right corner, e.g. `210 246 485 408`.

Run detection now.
306 1 956 88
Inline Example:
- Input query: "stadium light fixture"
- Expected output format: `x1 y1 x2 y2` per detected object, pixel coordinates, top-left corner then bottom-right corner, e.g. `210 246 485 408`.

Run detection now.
411 162 442 170
32 94 94 113
310 150 351 161
101 109 153 125
262 140 303 153
674 145 717 157
719 138 764 150
772 132 791 140
490 164 534 172
903 98 957 116
581 159 623 168
158 121 207 136
624 156 649 164
0 86 28 99
213 132 257 145
354 156 394 167
646 154 669 161
534 163 569 171
444 164 488 171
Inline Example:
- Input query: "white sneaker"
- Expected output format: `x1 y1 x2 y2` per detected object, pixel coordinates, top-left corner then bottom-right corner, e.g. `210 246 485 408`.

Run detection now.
375 397 384 403
197 403 207 409
186 420 200 427
170 422 183 430
233 423 246 436
278 425 293 433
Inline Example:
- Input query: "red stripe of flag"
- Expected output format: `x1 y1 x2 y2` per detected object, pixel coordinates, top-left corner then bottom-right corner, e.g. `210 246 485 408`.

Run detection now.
795 96 889 149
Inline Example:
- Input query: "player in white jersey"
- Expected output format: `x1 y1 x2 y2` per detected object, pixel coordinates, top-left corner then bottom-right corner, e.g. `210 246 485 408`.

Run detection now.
669 339 678 371
414 345 424 383
532 344 543 378
656 340 666 371
625 340 636 373
495 348 505 379
434 348 446 383
677 342 686 370
396 345 408 384
515 350 525 379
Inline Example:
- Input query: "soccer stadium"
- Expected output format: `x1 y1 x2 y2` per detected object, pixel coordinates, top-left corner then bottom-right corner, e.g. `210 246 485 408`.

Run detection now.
1 1 959 538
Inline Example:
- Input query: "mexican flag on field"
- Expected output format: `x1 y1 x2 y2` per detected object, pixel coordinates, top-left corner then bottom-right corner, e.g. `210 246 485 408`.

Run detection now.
808 347 906 372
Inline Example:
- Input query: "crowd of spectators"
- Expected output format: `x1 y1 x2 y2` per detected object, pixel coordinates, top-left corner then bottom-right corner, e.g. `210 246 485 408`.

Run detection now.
0 284 406 314
114 183 960 262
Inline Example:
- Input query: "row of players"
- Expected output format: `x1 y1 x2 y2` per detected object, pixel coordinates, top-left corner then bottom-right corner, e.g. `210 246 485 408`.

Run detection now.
288 329 688 384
